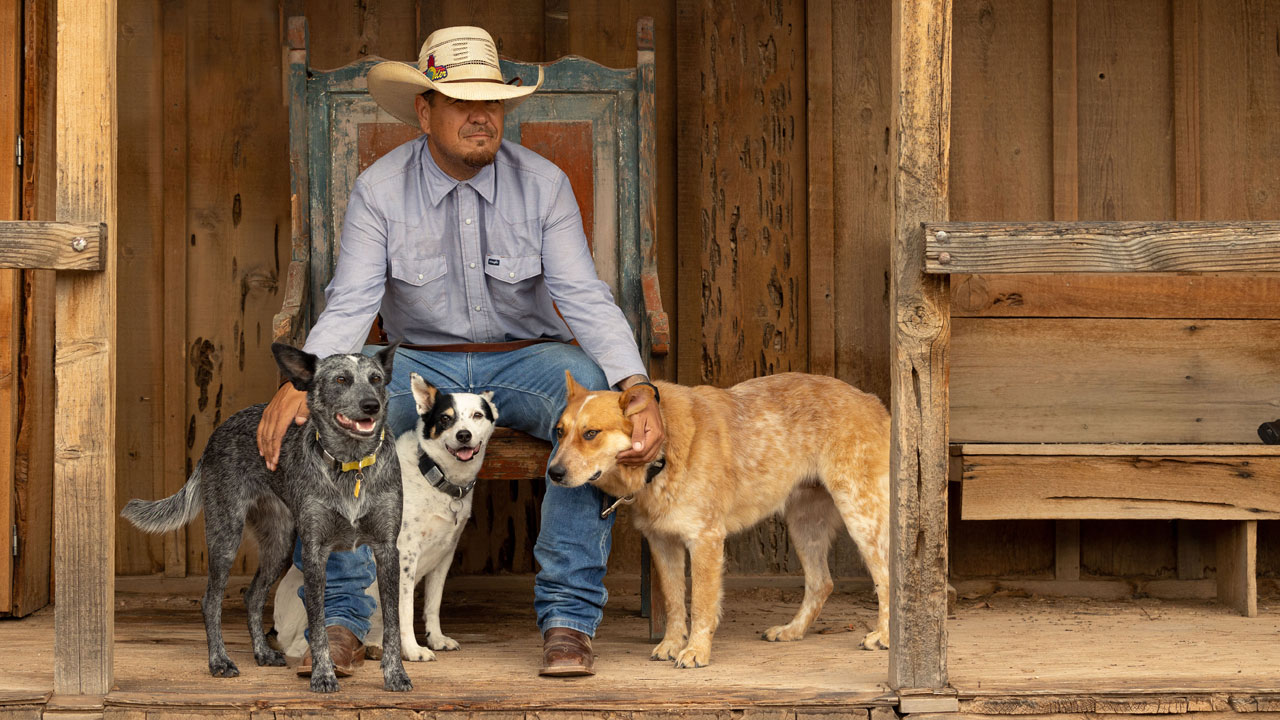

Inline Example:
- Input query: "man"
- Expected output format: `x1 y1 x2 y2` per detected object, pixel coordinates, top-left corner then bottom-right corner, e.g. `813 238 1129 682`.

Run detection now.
256 25 664 678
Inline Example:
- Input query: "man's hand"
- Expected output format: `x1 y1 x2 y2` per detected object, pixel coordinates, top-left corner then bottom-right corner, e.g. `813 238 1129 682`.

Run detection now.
617 377 664 466
257 382 309 471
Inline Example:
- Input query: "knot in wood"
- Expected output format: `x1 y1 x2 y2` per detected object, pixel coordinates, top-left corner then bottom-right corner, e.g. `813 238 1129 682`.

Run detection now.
896 301 944 339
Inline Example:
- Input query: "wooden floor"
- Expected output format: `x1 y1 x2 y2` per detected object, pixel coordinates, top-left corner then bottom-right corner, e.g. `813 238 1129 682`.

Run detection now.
2 575 1279 717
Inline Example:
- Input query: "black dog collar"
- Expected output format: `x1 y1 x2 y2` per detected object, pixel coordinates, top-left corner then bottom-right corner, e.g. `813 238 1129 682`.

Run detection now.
645 456 666 484
418 451 477 499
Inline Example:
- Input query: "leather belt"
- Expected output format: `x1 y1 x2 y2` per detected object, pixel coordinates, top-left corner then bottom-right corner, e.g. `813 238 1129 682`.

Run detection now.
393 338 576 353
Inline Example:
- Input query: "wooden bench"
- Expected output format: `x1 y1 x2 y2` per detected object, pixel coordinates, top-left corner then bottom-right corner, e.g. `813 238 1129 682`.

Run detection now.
924 221 1280 617
272 17 668 579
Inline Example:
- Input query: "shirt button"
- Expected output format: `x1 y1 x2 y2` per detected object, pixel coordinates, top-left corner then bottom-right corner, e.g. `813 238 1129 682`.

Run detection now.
465 218 473 225
417 273 423 280
508 272 516 278
474 305 482 311
469 262 476 269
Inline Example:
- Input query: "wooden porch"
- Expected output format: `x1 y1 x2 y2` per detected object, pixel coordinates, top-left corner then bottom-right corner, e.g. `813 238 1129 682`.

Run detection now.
3 576 1280 718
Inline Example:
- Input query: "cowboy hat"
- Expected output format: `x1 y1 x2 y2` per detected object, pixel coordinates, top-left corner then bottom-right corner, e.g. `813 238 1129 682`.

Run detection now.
368 26 544 127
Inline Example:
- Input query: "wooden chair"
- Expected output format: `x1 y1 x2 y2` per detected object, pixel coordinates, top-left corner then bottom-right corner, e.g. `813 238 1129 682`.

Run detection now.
273 17 668 601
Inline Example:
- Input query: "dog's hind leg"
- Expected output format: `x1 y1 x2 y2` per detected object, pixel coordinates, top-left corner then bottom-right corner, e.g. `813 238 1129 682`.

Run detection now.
202 510 244 678
647 532 688 662
244 500 293 667
370 540 413 691
829 468 890 650
764 486 840 642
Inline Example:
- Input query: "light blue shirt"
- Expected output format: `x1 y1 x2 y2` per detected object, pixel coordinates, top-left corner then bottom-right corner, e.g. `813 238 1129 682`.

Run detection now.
302 134 647 387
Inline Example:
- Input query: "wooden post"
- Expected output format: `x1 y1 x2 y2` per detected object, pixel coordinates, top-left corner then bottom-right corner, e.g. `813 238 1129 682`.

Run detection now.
1216 520 1257 617
889 0 951 695
53 0 117 697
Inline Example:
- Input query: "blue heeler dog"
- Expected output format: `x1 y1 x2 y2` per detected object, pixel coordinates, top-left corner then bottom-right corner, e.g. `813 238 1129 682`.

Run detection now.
121 342 411 693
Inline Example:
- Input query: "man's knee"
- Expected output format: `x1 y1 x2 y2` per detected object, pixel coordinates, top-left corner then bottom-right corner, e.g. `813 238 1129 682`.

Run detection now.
555 346 609 392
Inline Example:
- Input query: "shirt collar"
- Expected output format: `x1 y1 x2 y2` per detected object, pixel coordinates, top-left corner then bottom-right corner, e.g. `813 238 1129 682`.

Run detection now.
420 137 498 207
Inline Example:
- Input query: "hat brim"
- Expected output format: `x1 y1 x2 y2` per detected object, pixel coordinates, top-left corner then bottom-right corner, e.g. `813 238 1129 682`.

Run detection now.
367 61 543 127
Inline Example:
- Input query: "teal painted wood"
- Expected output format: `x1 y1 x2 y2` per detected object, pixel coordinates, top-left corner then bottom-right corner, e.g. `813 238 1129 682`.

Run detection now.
275 19 668 362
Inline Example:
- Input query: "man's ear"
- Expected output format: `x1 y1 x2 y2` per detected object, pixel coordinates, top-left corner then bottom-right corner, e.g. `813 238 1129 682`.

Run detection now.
410 372 437 416
619 383 654 418
415 93 432 134
374 341 399 378
272 343 317 391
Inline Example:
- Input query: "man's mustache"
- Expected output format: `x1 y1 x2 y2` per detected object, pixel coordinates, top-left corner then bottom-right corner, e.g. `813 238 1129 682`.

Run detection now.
463 125 495 138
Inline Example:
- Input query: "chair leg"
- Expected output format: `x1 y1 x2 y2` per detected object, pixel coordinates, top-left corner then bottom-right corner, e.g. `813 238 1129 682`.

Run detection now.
1216 520 1256 617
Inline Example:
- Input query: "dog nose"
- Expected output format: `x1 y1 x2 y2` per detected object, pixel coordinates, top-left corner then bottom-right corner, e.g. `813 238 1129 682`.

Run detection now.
360 398 381 416
547 466 566 484
456 429 472 444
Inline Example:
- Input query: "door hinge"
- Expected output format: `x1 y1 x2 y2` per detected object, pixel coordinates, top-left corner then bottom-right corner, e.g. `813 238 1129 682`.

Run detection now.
10 523 16 558
15 134 22 168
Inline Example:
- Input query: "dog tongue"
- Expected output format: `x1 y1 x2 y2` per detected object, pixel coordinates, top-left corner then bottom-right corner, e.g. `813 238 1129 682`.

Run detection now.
356 418 375 433
455 446 477 461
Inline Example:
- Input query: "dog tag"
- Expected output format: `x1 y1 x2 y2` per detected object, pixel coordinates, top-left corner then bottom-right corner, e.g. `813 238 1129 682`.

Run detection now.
450 498 463 526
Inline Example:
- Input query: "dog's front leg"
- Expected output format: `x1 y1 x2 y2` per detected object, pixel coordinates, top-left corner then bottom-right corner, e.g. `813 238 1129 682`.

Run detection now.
675 532 726 669
372 540 413 691
397 547 433 661
300 540 340 693
647 533 688 662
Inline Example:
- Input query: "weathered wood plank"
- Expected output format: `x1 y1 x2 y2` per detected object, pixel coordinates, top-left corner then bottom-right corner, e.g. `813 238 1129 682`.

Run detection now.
53 0 117 695
0 222 106 271
958 443 1280 456
0 0 19 615
952 318 1280 444
674 0 701 385
12 0 57 618
1216 520 1257 617
926 221 1280 274
162 0 189 578
959 455 1280 521
889 0 951 692
1052 0 1079 222
806 0 835 377
1172 0 1200 221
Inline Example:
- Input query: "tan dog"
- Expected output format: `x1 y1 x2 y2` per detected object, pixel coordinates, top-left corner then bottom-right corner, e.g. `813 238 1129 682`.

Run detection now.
547 371 890 669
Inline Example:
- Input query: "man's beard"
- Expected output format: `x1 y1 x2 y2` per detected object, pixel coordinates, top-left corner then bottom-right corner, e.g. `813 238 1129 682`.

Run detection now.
463 146 498 169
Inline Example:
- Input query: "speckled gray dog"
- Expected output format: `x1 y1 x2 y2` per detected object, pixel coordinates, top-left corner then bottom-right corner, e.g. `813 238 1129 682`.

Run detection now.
121 342 410 694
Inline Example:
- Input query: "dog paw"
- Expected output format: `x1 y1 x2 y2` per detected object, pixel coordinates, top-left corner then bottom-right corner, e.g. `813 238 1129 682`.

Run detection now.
650 638 683 661
384 668 413 692
310 673 340 693
402 643 437 662
255 649 287 667
673 645 710 669
208 658 240 678
427 633 460 651
860 630 889 650
762 624 805 642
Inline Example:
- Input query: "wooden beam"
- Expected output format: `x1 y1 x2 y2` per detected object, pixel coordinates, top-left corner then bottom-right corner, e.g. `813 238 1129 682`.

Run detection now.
806 0 835 376
959 455 1280 521
1051 0 1078 222
53 0 116 696
1216 520 1256 617
161 0 188 578
889 0 951 692
674 0 701 384
957 443 1280 456
635 17 669 359
0 0 20 616
0 221 105 270
925 221 1280 274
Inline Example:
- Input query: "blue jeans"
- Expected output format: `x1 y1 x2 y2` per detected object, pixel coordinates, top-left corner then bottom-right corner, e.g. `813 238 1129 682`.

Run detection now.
294 342 615 639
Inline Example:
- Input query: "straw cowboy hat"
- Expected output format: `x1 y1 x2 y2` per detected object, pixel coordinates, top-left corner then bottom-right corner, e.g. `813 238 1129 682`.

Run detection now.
368 26 544 127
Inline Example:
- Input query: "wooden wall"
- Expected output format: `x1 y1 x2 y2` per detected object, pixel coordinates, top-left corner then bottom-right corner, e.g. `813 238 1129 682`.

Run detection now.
104 0 1280 583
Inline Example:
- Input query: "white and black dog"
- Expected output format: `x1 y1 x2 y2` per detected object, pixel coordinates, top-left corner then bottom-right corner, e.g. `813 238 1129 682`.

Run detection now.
274 372 498 662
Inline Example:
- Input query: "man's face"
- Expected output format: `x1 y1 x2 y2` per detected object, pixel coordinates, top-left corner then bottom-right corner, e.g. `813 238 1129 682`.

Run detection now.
416 92 505 180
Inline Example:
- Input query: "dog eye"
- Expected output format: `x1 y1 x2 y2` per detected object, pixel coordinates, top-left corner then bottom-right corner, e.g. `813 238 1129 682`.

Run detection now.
472 411 484 420
334 375 349 385
583 430 599 441
554 426 564 439
370 374 383 385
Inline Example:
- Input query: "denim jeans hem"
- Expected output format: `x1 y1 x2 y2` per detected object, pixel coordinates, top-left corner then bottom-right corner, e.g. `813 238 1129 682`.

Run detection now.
538 616 598 638
325 617 371 643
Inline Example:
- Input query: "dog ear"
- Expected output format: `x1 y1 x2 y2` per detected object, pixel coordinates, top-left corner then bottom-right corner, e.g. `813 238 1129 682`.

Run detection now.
480 391 498 422
272 343 318 391
373 341 399 378
410 372 437 416
619 382 655 418
564 370 587 400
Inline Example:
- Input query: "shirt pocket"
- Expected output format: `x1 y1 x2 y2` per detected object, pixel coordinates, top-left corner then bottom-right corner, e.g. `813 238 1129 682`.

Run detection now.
483 254 541 317
389 254 449 312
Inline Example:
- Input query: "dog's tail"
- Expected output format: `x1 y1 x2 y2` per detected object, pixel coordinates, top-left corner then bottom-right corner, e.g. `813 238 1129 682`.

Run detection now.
120 462 204 533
